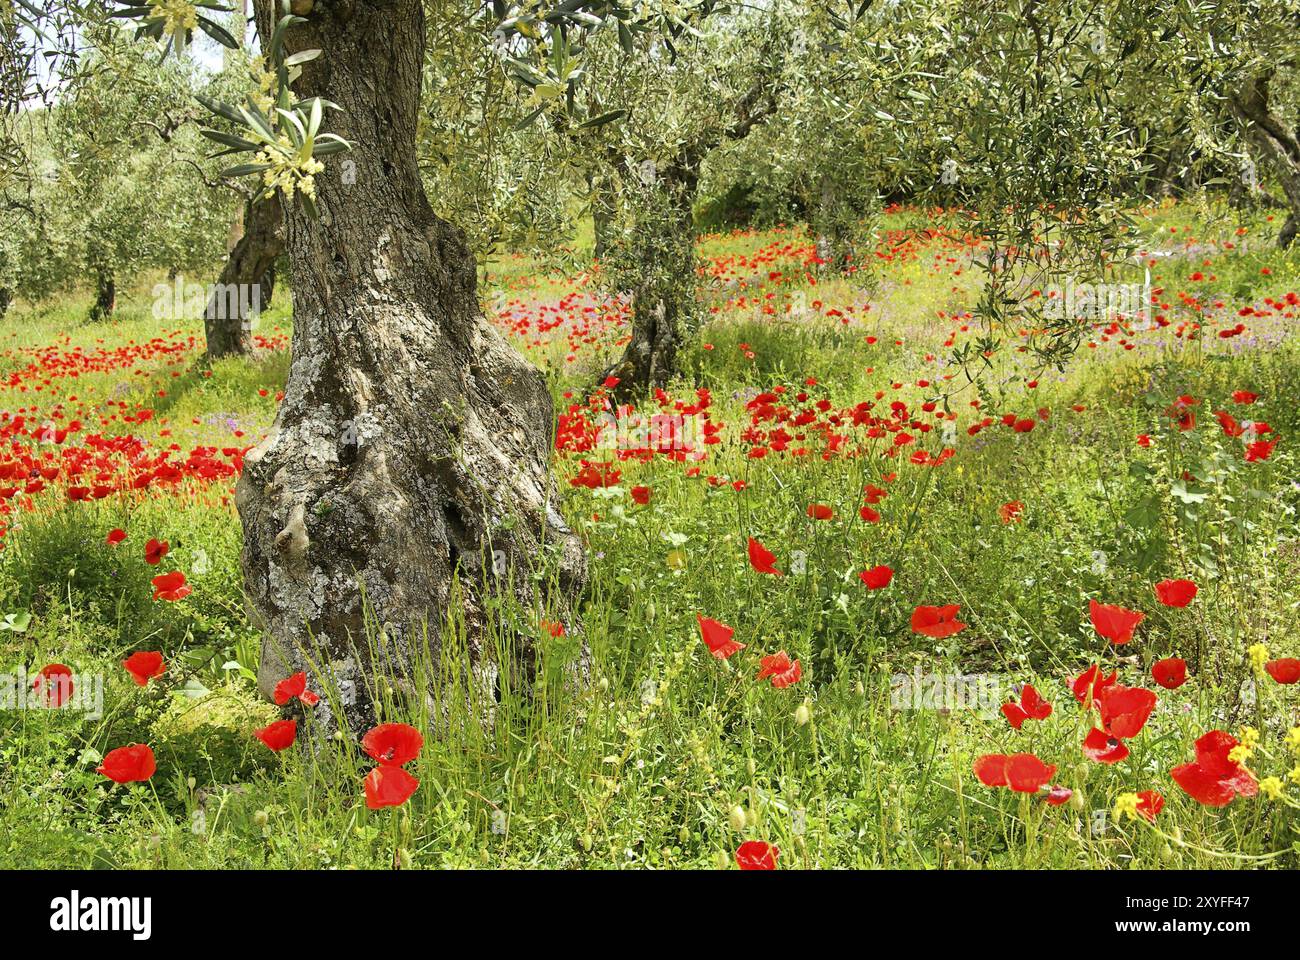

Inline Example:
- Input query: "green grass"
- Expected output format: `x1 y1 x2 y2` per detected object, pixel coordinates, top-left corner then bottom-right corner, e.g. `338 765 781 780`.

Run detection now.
1 202 1298 869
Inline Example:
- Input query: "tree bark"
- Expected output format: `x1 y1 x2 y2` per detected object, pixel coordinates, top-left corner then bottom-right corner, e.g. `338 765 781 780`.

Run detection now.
88 266 115 321
0 287 10 320
589 171 613 262
601 164 698 405
240 0 586 734
1231 70 1300 250
597 75 778 402
205 193 283 358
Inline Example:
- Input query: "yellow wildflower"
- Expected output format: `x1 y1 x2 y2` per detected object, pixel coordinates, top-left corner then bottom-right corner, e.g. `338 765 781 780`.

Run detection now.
1284 727 1300 754
1112 792 1140 822
1258 776 1284 800
1247 643 1269 677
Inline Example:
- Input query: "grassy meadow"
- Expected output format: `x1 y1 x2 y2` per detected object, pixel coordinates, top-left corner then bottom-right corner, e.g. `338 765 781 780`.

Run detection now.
1 201 1298 869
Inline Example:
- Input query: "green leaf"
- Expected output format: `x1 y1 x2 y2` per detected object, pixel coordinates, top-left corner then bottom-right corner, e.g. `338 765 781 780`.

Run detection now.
578 110 626 129
283 49 323 68
196 15 239 49
219 162 273 178
1170 480 1208 504
200 129 259 151
0 611 31 633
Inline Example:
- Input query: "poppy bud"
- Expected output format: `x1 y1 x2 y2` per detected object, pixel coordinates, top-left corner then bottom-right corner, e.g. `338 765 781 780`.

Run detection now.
854 679 865 695
253 809 269 827
187 776 196 789
745 806 759 828
598 677 609 692
399 847 413 869
1069 790 1086 811
678 826 690 844
580 833 593 852
795 702 812 726
728 805 747 832
747 759 756 777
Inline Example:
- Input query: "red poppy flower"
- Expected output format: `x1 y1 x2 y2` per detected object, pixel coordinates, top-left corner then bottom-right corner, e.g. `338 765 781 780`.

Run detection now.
973 753 1056 792
272 670 321 706
122 651 165 687
697 613 745 660
1232 390 1258 404
364 765 420 809
150 570 191 602
1001 683 1052 730
1135 790 1164 821
859 505 881 523
1154 579 1197 608
97 744 156 783
254 719 297 752
806 503 834 521
755 651 802 688
630 485 651 505
1097 684 1157 739
362 722 424 766
1151 657 1187 689
1264 658 1300 684
106 528 127 546
858 564 893 589
735 840 778 870
144 537 169 565
1089 599 1145 644
33 663 74 708
747 537 783 575
1043 785 1073 805
973 754 1011 787
1082 727 1129 764
1170 730 1257 807
1244 439 1276 462
911 604 966 638
1072 664 1118 706
998 500 1024 524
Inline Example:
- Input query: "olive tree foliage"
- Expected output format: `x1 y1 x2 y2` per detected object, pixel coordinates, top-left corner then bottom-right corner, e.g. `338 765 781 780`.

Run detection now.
905 0 1151 409
418 0 583 276
4 34 235 317
702 1 950 271
536 3 796 401
1136 0 1300 247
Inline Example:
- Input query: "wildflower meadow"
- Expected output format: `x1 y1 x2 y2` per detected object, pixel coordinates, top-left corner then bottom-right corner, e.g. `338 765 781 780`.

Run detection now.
0 0 1297 935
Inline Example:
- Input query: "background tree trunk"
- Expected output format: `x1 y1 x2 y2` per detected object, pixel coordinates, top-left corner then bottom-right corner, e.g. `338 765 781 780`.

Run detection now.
0 287 10 320
205 193 283 358
589 171 613 262
1231 70 1300 250
87 265 114 321
240 0 586 734
601 165 697 404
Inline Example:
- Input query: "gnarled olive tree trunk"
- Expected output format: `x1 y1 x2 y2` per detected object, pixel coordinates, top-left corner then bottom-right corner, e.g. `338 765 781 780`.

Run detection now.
239 0 586 734
1232 70 1300 250
87 264 114 322
601 166 698 405
205 193 283 359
